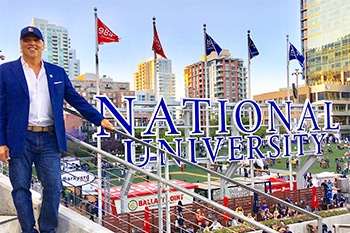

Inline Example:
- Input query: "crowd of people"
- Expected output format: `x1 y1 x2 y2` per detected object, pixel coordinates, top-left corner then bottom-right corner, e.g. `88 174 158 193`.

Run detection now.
320 179 346 206
174 208 225 233
179 203 299 233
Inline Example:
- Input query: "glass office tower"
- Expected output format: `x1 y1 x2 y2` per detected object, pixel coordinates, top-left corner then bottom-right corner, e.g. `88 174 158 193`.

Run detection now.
301 0 350 83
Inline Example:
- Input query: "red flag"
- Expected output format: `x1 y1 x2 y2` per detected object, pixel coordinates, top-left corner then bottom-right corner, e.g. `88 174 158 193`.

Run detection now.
152 27 167 59
97 18 119 45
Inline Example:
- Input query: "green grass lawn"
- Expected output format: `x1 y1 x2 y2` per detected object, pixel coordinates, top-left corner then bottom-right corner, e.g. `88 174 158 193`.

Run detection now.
108 165 230 186
271 143 349 175
54 141 349 187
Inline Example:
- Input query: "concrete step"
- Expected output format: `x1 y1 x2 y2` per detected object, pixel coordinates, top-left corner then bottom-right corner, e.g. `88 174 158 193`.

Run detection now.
0 174 113 233
0 215 21 233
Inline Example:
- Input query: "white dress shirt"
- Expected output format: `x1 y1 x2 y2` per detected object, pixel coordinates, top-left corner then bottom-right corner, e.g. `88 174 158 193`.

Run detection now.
21 57 54 127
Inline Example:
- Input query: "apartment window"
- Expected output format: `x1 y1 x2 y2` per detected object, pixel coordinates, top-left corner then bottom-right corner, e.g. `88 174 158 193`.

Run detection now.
342 92 350 99
318 92 325 100
333 104 346 112
311 93 316 102
299 94 307 103
325 92 340 100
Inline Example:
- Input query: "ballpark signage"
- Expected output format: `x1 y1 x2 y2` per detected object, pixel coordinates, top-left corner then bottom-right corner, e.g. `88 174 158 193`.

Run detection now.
120 191 188 212
62 171 96 187
94 96 339 167
105 180 197 214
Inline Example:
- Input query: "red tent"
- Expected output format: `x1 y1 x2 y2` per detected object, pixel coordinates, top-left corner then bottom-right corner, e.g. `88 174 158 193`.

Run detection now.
266 177 287 183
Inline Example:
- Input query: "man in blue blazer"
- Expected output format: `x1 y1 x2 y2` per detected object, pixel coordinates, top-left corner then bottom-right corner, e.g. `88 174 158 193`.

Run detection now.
0 26 114 233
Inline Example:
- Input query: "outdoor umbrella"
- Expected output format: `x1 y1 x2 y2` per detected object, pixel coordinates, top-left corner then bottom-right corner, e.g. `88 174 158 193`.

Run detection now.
223 196 230 224
143 206 150 233
253 193 260 215
177 200 183 213
177 201 184 229
312 186 319 209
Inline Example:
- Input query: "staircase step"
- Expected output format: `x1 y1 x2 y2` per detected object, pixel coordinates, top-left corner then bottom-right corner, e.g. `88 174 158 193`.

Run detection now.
0 215 21 233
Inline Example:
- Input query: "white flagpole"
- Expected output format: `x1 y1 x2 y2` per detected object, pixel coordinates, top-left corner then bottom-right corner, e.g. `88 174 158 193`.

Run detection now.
94 7 103 225
203 24 208 100
287 35 290 101
153 18 159 102
247 30 254 189
286 35 293 191
203 24 211 200
153 18 164 233
247 30 252 100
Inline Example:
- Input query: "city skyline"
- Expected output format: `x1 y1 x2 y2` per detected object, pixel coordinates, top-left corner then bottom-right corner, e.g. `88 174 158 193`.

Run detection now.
0 0 303 100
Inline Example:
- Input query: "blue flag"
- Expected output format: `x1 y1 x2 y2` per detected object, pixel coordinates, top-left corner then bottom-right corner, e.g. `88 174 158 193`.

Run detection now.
289 42 304 67
248 37 259 59
205 33 222 56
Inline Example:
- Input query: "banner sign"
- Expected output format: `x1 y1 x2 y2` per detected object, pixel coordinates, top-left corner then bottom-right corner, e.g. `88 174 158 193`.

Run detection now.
114 190 194 212
103 180 197 213
268 182 297 193
62 171 96 187
212 183 266 200
94 96 339 168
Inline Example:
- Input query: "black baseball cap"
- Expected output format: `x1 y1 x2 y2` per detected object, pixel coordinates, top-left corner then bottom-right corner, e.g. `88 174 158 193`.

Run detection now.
20 26 44 41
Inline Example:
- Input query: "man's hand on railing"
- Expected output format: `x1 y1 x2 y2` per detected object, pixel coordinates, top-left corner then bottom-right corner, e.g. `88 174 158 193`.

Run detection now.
0 145 10 164
100 119 115 133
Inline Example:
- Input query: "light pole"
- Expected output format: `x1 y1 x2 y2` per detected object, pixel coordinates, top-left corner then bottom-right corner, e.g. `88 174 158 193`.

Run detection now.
292 69 301 104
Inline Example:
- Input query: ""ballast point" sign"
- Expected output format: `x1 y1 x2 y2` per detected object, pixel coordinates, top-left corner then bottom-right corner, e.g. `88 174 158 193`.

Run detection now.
102 180 197 213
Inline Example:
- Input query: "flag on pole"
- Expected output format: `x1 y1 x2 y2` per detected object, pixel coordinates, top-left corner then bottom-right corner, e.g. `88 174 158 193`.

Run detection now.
248 37 259 59
205 33 222 56
152 26 167 59
289 42 304 67
97 18 119 45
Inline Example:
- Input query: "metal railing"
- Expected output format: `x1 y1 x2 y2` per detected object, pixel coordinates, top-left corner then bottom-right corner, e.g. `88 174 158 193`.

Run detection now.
0 100 328 233
63 100 325 233
67 134 276 232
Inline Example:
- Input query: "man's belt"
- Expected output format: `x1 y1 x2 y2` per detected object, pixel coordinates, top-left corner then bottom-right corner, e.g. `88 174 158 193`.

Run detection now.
28 125 54 132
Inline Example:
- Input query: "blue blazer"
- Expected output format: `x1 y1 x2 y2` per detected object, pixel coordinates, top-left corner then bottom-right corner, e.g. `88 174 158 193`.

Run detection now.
0 58 104 157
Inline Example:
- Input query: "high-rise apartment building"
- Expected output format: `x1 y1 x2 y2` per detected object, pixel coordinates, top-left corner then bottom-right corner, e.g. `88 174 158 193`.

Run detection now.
68 49 80 80
184 50 247 103
72 73 133 107
301 0 350 138
69 73 134 144
32 18 69 74
133 57 176 102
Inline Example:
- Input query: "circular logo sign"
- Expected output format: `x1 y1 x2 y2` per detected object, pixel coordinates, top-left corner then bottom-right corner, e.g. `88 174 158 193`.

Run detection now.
128 200 138 211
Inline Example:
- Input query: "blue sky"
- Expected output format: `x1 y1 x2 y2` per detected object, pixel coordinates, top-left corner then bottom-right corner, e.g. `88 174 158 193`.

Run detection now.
0 0 304 99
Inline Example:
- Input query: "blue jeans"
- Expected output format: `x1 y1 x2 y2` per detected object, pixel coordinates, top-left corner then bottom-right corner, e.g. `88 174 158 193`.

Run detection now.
9 131 62 233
